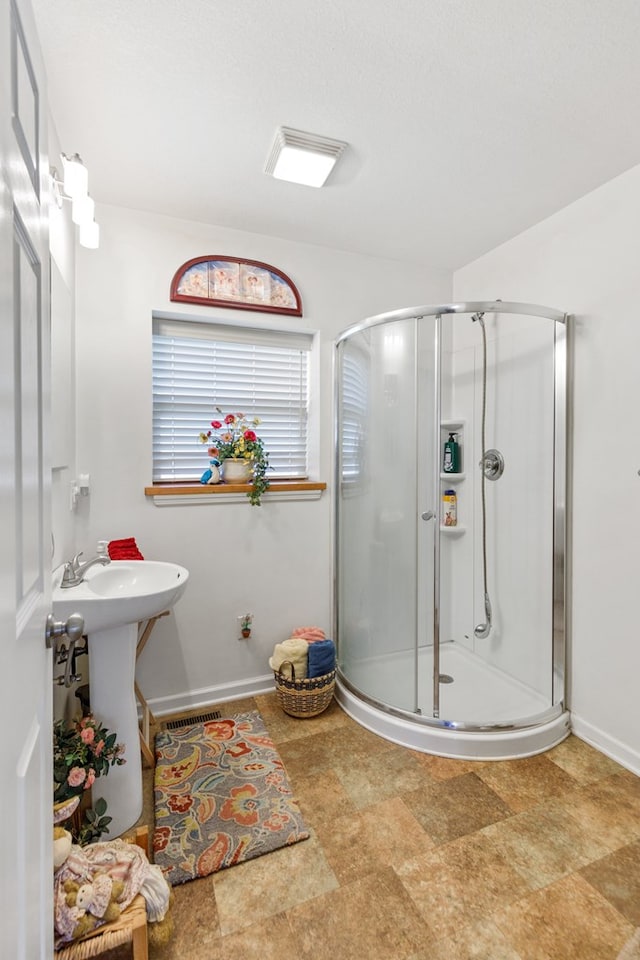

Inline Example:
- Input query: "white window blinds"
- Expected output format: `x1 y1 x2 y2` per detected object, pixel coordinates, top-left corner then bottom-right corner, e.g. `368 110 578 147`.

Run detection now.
153 316 311 482
339 346 369 481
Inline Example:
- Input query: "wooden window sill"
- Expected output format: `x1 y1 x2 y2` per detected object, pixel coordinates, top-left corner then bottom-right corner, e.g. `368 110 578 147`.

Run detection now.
145 480 327 505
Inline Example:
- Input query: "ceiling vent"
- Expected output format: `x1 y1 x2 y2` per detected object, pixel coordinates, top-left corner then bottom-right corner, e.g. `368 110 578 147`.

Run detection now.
265 126 347 188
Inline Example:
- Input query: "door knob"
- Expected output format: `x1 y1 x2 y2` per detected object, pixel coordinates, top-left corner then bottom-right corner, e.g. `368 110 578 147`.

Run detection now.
45 612 85 649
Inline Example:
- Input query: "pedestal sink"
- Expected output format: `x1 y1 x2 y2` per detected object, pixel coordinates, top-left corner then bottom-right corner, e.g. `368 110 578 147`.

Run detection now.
53 560 189 836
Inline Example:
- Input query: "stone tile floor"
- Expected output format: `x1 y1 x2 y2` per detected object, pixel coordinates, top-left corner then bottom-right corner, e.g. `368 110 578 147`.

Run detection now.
102 694 640 960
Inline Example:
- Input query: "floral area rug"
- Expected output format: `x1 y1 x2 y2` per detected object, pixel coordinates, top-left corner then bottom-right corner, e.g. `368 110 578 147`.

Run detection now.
153 710 309 884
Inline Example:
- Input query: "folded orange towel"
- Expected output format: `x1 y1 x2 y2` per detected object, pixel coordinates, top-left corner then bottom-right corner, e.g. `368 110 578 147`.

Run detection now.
291 626 325 643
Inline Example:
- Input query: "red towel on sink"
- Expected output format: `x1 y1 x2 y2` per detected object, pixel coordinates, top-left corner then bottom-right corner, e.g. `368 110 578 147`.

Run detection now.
108 538 145 560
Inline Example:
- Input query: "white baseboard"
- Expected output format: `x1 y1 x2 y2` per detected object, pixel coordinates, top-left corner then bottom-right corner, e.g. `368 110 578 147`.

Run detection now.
571 714 640 776
146 673 275 718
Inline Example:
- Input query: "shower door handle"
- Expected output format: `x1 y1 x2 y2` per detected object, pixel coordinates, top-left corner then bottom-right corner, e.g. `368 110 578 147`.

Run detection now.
421 511 435 521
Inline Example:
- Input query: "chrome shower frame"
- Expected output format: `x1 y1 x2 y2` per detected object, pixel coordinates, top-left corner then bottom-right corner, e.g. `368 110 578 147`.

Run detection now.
333 300 571 742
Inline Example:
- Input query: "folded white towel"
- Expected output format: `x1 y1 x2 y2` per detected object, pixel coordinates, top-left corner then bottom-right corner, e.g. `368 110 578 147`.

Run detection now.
269 637 309 679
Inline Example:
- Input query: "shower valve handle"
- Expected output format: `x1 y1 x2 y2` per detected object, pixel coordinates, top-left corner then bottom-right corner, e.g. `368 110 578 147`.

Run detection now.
421 510 435 521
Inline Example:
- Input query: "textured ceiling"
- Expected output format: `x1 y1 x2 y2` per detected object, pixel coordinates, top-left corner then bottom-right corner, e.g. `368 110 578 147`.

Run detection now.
31 0 640 269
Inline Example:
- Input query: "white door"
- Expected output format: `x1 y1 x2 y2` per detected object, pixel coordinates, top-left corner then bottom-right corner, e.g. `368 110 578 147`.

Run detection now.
0 0 53 956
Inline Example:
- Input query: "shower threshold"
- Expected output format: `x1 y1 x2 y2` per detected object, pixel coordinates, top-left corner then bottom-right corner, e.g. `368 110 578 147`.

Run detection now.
336 641 570 761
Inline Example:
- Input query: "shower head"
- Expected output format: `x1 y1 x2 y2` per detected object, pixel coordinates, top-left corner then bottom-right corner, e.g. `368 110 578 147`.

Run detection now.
474 592 492 640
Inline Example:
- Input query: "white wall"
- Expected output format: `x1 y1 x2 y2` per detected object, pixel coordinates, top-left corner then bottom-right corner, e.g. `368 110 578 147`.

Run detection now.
454 163 640 773
70 204 449 714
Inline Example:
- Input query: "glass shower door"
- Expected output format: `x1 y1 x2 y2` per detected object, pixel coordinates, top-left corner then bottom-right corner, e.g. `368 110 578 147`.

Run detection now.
336 315 437 714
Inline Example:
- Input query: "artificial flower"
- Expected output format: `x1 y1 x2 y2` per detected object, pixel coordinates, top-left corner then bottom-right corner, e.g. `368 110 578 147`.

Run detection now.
53 715 125 803
199 407 271 505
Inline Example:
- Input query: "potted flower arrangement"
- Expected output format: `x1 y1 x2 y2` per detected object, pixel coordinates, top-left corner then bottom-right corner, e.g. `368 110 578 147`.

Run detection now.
53 715 126 843
240 613 253 638
199 408 271 505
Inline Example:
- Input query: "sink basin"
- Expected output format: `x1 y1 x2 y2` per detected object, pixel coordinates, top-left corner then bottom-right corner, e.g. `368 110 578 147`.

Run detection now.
53 560 189 632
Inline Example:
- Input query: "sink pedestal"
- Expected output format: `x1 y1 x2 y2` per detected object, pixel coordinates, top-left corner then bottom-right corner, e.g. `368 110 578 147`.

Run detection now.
88 623 142 837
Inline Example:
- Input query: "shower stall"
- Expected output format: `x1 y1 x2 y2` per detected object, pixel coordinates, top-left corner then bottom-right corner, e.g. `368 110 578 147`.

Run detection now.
334 301 571 759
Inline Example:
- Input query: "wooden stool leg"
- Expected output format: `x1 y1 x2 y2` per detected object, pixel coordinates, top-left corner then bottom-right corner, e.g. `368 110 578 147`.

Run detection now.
131 918 149 960
136 611 169 767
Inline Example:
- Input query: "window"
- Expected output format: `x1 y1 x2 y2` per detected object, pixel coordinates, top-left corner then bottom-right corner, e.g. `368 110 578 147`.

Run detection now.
152 314 312 482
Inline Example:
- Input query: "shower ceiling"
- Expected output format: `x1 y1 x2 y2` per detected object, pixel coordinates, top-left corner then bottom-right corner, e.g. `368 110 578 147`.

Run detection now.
31 0 640 270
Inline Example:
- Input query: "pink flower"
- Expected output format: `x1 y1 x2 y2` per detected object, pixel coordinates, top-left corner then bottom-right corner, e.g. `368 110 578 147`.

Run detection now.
84 769 96 790
208 447 219 458
224 414 235 425
211 420 222 430
236 412 244 419
67 767 87 788
94 739 105 756
80 726 95 745
243 430 257 442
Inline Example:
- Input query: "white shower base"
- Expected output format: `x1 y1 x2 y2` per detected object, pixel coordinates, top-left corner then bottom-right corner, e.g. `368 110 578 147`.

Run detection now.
336 641 570 760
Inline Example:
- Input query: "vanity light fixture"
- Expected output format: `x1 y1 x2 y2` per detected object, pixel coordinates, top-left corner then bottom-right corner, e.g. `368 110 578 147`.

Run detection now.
264 126 347 188
51 153 100 249
61 152 88 199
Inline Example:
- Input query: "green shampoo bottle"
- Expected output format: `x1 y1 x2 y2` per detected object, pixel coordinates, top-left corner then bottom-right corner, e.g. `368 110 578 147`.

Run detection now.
443 433 460 473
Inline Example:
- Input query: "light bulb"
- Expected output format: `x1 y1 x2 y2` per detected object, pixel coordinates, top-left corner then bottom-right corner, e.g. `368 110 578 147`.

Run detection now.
79 220 99 249
271 145 336 187
61 153 88 200
71 194 95 226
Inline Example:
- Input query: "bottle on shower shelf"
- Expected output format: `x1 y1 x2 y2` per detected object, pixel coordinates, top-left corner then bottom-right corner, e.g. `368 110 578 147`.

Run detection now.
442 489 457 527
443 432 460 473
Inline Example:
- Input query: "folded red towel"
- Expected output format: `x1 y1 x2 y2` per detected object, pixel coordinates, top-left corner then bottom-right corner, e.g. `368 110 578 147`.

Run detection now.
108 538 145 560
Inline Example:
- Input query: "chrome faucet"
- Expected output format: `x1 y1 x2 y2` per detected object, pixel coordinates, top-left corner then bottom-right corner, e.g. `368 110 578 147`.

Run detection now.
60 551 111 588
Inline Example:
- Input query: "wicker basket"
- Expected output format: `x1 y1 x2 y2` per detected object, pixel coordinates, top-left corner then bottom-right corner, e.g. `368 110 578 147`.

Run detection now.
274 660 336 718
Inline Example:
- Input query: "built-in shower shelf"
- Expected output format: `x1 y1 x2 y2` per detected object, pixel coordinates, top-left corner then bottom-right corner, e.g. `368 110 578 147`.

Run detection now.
440 472 466 481
441 419 465 430
440 525 466 536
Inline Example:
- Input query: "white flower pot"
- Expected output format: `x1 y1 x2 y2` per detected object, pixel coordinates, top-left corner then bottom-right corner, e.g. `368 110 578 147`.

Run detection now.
221 458 254 484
